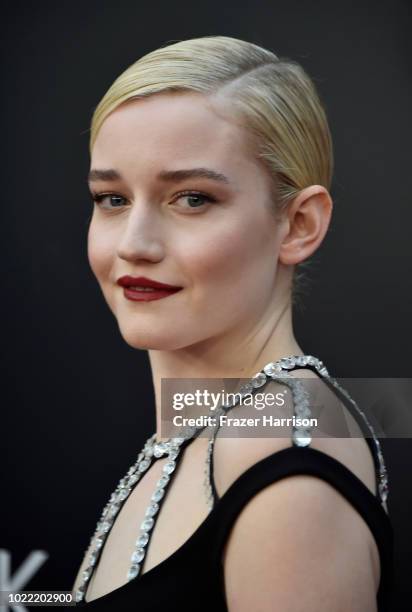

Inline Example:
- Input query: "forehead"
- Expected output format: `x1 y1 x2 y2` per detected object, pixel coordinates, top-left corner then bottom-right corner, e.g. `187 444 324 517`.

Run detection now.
91 91 259 179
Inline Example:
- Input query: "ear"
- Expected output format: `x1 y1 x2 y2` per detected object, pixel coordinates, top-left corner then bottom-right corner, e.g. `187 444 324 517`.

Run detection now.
278 185 333 266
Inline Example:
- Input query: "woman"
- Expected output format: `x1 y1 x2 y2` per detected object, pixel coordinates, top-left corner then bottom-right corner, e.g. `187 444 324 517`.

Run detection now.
72 35 393 610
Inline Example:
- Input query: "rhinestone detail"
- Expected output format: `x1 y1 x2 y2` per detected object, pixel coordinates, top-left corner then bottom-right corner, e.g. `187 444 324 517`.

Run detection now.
263 355 388 505
204 354 388 510
75 354 389 605
74 432 190 603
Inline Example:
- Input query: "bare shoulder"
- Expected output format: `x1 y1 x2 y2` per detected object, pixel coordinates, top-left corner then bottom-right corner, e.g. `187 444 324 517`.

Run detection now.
211 370 381 611
222 472 380 611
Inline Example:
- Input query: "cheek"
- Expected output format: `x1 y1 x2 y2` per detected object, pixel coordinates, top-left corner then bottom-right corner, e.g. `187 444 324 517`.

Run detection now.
177 216 278 302
87 219 115 283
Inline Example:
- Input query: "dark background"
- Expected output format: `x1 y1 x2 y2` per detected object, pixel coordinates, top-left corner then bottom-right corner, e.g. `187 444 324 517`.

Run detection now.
1 0 411 609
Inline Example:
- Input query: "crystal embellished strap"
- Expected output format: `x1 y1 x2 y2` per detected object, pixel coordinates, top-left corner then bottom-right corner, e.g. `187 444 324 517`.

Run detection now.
203 368 313 509
203 357 315 509
75 354 388 605
74 433 193 603
260 355 389 505
204 355 389 512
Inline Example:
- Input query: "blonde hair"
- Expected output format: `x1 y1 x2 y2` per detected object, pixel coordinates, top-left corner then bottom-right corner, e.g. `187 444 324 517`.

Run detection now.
89 35 333 306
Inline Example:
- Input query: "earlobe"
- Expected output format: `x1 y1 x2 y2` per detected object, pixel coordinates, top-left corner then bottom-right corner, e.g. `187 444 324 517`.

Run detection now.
278 186 333 266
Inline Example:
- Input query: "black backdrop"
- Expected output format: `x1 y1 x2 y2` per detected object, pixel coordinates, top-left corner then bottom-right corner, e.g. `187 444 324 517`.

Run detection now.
1 0 411 609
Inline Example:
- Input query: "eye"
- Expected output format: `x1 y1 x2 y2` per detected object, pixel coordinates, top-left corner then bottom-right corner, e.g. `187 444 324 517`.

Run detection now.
172 191 218 211
90 190 218 212
91 193 127 210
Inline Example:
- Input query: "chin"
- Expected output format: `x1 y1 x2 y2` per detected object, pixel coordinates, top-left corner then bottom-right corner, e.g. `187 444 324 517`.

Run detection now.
116 322 196 352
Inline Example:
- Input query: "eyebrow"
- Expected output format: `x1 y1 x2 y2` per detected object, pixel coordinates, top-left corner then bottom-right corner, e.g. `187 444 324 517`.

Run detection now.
87 167 231 185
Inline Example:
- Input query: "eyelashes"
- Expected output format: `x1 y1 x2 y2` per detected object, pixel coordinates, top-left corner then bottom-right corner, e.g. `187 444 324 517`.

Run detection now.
91 193 126 208
175 191 218 209
92 193 124 208
90 190 219 212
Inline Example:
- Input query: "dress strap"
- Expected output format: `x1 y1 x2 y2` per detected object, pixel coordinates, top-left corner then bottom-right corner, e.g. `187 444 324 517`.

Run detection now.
204 355 389 509
211 446 394 612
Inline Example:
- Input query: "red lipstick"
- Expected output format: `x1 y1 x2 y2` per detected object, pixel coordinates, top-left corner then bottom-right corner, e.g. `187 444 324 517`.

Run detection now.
117 275 182 302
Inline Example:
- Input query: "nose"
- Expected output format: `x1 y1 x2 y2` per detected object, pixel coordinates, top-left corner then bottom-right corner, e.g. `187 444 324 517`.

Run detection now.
116 199 165 264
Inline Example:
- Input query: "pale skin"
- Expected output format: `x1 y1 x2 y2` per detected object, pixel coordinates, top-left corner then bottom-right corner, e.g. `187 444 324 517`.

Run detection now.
74 90 381 609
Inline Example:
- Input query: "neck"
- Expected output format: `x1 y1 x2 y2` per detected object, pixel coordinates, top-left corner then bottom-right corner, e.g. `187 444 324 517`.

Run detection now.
148 297 303 442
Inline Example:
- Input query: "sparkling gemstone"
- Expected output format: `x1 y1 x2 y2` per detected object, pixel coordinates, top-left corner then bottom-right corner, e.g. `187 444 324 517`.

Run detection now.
280 357 296 369
163 461 176 475
239 382 253 396
127 563 140 580
292 386 306 401
157 474 170 488
252 372 267 388
263 362 281 376
100 507 109 519
95 537 104 549
131 548 145 563
75 587 85 602
145 502 159 517
152 488 165 502
82 568 92 582
127 466 137 476
292 429 312 447
136 532 149 547
140 517 154 531
137 452 145 462
138 459 150 472
294 390 309 404
296 406 311 419
116 489 130 502
296 355 309 367
379 479 389 502
273 369 291 379
128 474 139 486
100 521 111 533
108 504 120 519
168 449 179 461
307 356 317 366
154 442 168 458
89 551 98 566
144 446 154 458
172 436 185 446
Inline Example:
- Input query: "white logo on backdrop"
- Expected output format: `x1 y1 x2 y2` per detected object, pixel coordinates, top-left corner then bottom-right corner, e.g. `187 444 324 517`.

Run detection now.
0 550 49 612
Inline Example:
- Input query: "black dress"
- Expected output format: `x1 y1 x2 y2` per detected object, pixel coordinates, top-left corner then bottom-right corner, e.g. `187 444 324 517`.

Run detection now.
75 361 394 611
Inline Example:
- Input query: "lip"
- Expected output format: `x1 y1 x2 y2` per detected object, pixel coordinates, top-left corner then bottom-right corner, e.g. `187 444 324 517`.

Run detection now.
117 275 182 302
